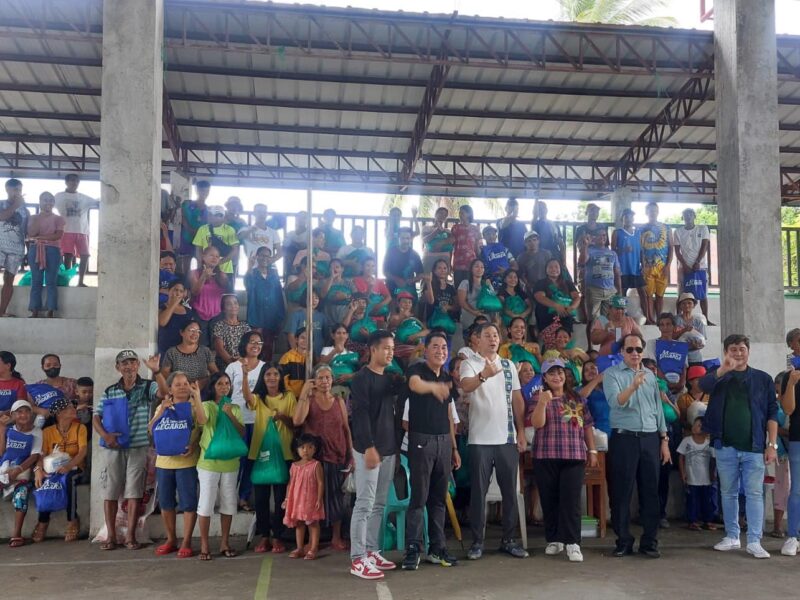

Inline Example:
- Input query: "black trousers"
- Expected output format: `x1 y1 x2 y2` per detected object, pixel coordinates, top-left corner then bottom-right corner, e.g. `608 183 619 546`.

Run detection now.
254 481 288 538
407 432 452 551
609 431 660 549
468 443 520 545
533 459 585 545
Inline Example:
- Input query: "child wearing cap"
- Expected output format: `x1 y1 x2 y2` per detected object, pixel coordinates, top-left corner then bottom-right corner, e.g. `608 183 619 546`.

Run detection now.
0 400 42 547
33 397 88 542
677 366 709 435
192 206 240 278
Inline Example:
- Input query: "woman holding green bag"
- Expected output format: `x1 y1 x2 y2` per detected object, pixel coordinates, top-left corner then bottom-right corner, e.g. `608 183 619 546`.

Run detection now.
422 259 459 335
242 362 296 554
498 269 531 326
197 372 246 561
499 316 542 371
457 258 488 330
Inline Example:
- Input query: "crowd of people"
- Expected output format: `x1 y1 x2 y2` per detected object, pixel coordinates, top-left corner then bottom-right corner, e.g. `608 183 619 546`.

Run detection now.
2 179 799 580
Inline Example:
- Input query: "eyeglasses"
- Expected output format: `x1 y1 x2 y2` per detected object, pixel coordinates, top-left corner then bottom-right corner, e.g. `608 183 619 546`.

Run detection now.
186 329 201 334
249 341 265 346
624 347 644 354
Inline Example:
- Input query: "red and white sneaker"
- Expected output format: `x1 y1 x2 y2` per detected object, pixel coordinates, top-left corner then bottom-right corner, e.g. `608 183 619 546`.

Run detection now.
350 556 385 580
367 551 397 571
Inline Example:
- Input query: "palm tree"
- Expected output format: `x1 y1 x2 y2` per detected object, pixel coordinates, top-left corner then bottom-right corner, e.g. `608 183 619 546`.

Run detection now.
558 0 678 27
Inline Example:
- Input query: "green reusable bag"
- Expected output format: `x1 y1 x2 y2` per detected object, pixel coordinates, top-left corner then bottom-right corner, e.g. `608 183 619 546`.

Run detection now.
367 292 390 318
203 399 249 461
502 294 528 325
330 351 360 380
350 316 378 343
396 318 424 344
508 344 541 372
476 283 502 313
428 306 456 335
251 418 289 485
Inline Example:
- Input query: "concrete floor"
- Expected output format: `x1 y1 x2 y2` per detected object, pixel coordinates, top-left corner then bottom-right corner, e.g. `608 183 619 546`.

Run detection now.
1 525 797 600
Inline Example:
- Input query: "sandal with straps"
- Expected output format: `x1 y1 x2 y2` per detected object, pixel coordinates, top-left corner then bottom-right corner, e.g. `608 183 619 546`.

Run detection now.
64 519 80 542
32 522 48 543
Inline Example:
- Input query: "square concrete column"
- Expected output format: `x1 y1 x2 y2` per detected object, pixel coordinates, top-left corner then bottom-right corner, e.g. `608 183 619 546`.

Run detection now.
715 0 785 372
92 0 164 534
609 186 632 228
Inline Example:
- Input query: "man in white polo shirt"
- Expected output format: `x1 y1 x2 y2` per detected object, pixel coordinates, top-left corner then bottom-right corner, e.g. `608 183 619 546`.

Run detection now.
459 322 528 560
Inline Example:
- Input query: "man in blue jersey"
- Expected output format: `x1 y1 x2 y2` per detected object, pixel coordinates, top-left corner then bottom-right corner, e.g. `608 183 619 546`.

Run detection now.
611 208 648 321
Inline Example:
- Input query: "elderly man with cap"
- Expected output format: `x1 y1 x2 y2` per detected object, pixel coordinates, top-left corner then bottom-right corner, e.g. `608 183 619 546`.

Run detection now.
0 399 42 547
675 292 707 364
480 224 517 290
32 397 88 542
192 204 240 281
93 350 166 550
603 333 671 559
530 358 598 562
516 229 551 291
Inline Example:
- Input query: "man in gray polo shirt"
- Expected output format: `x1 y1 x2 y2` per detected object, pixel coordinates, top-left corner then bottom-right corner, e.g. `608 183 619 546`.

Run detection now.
603 333 671 559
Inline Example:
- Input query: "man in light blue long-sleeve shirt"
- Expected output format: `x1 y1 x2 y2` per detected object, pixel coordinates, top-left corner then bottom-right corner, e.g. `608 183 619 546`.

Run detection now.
603 333 671 559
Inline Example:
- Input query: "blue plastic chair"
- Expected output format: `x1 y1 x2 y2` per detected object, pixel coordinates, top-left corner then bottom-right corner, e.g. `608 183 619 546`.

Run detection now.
380 454 428 552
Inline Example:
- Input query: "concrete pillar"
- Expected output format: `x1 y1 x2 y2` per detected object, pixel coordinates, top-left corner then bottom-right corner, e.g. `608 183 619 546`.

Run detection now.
92 0 164 535
715 0 785 373
609 187 632 228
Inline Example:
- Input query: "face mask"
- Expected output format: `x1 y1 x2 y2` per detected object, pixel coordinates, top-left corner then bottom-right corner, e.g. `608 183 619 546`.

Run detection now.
44 367 61 378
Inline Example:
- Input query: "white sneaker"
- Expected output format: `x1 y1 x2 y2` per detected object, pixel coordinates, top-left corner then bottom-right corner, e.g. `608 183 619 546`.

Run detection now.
566 544 583 562
350 557 385 580
781 537 799 556
367 551 397 571
746 542 771 559
545 542 564 555
713 537 741 551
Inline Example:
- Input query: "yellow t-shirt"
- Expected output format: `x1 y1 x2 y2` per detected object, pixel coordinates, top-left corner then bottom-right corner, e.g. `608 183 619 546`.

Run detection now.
248 392 298 461
154 403 201 470
192 224 239 274
42 422 87 470
279 349 306 398
197 401 243 473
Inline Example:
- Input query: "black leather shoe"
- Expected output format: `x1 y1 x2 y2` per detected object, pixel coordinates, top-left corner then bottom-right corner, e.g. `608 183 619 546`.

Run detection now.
638 545 661 559
612 544 633 557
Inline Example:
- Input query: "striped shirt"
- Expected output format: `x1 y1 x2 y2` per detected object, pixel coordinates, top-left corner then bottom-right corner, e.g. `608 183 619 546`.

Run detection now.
96 377 158 449
531 392 593 461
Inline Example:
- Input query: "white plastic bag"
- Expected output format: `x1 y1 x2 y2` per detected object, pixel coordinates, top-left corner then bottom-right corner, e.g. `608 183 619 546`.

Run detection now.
43 448 71 474
593 427 608 452
342 471 356 495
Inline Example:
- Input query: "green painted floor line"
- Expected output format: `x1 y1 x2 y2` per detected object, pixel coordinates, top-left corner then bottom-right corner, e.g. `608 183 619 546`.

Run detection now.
254 557 273 600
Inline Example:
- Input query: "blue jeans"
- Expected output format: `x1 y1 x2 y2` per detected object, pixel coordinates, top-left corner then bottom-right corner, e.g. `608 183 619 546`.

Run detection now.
715 445 765 543
787 442 800 538
156 466 199 512
27 245 61 312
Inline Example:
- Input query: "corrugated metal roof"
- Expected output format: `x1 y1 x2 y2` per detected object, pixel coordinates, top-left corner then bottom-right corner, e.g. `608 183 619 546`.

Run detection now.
1 0 799 200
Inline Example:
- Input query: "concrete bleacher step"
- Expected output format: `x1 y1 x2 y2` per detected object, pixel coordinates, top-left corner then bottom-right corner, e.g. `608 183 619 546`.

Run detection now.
3 317 96 355
7 286 97 319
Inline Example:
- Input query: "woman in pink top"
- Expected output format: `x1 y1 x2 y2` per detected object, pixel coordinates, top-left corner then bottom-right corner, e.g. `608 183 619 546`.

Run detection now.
188 246 229 345
26 192 65 318
450 205 482 288
589 295 642 355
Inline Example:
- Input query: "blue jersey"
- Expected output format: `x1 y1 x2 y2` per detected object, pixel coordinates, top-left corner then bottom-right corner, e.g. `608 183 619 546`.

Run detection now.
614 228 641 276
481 243 513 276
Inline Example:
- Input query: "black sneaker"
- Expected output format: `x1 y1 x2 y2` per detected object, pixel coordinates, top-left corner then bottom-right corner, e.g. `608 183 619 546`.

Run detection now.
498 538 529 558
638 543 661 559
427 547 459 566
612 543 634 558
402 544 421 570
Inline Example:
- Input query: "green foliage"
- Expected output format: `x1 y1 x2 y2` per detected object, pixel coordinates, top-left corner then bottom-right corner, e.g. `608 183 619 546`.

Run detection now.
381 195 503 219
558 0 678 26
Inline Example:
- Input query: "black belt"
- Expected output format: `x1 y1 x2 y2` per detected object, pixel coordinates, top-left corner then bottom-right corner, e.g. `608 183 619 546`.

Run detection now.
613 429 658 438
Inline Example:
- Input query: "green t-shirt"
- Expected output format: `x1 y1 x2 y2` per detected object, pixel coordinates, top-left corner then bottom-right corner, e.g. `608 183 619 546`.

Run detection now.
197 400 243 473
722 372 752 452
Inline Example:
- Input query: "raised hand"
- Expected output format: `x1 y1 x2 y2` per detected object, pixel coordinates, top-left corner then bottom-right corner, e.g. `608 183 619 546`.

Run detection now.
482 358 502 379
633 371 646 389
144 354 161 373
430 382 450 402
539 389 553 404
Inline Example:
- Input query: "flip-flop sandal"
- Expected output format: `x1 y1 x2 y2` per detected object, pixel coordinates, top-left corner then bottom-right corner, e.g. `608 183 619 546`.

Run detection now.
288 548 304 559
100 541 118 551
254 539 271 554
304 550 318 560
199 552 213 561
220 548 238 558
156 543 177 556
329 540 349 551
8 537 25 548
271 541 286 554
125 541 142 551
177 548 195 558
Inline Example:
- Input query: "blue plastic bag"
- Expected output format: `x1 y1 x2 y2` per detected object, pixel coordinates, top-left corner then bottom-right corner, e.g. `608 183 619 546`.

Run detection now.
596 353 623 373
152 402 193 456
99 396 130 449
26 383 63 410
34 473 69 513
1 428 34 464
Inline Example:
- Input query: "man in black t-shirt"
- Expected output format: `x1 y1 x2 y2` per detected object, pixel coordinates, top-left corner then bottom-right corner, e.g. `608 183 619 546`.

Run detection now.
349 330 400 580
383 227 424 299
402 331 462 570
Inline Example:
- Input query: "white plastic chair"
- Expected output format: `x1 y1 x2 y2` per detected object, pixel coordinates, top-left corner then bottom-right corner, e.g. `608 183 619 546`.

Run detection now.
484 466 527 550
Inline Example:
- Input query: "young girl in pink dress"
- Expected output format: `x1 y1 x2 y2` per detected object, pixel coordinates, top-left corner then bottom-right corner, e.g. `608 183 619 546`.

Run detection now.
283 433 325 560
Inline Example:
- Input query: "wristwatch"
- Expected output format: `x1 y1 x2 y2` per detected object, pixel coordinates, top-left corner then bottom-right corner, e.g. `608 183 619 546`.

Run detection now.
660 435 669 443
767 442 779 450
478 373 487 383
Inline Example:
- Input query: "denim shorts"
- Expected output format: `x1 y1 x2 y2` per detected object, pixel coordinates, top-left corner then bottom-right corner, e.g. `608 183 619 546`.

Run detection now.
156 467 199 512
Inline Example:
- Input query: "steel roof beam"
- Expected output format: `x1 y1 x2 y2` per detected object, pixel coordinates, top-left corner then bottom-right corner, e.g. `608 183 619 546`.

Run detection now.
619 62 715 182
